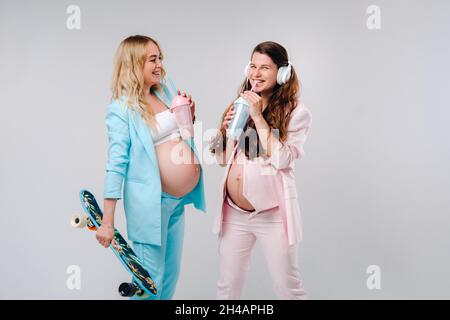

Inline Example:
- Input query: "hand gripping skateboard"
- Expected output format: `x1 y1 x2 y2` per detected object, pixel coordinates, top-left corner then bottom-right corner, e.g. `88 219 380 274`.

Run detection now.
71 189 157 298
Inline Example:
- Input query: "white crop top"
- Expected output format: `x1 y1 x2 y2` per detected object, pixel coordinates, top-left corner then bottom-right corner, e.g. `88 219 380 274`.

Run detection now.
151 110 181 146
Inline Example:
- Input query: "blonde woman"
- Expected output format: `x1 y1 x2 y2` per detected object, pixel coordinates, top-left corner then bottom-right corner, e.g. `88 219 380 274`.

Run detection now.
96 35 206 300
210 41 312 299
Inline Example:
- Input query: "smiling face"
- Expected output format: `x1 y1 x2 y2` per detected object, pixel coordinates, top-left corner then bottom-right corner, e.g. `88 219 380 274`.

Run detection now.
247 52 278 95
143 41 163 88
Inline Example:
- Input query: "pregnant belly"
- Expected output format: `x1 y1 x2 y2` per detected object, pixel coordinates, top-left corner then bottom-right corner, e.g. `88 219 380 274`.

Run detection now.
226 156 255 211
155 138 200 198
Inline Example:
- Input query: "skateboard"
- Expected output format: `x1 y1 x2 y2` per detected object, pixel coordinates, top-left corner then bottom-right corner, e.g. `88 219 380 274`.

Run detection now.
71 189 157 298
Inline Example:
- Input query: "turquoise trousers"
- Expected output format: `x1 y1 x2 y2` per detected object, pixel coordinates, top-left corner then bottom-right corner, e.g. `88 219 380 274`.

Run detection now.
131 191 185 300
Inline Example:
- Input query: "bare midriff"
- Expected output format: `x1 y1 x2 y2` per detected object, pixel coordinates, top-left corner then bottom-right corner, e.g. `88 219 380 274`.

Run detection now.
155 137 200 198
226 150 255 211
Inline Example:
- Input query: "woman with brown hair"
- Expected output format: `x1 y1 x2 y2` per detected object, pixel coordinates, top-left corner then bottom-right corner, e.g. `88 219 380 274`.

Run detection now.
210 41 312 299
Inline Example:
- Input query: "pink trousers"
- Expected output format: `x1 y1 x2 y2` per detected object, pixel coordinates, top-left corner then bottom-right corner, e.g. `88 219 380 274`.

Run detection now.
216 195 307 300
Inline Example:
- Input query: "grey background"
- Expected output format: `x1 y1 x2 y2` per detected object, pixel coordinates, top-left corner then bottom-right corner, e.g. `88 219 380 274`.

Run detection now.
0 0 449 299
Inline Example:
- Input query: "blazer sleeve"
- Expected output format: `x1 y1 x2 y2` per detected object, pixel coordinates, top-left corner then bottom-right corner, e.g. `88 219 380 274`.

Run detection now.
264 103 312 170
103 101 131 199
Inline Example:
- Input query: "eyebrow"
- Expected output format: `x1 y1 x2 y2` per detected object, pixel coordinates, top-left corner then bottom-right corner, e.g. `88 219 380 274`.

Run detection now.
250 63 271 67
148 54 162 59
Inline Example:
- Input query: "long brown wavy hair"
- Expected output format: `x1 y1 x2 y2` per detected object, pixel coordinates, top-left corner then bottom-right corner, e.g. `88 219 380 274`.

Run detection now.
209 41 301 160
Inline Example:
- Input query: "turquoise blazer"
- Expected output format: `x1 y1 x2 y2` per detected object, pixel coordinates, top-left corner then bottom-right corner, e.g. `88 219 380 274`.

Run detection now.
103 84 206 246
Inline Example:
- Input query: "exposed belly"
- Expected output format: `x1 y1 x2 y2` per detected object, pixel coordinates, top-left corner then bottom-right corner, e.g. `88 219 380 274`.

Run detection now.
155 137 200 198
226 152 255 211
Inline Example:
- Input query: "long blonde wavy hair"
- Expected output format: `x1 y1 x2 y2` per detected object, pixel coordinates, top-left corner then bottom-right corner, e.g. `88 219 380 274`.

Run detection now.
209 41 301 160
111 35 167 130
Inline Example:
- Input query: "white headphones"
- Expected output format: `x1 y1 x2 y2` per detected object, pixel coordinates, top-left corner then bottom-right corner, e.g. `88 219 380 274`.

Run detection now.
244 60 292 85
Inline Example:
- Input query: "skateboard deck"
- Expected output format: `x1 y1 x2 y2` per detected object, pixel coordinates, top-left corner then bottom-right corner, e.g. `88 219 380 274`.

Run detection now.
74 189 157 297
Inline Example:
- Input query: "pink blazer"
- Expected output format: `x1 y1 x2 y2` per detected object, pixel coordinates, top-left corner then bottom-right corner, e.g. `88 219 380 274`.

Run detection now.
212 101 312 246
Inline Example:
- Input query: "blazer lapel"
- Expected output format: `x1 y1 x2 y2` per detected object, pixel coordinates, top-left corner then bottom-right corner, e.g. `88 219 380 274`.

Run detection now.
128 110 158 168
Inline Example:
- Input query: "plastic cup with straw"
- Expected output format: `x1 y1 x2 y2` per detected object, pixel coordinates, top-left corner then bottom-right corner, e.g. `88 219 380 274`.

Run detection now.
226 82 257 140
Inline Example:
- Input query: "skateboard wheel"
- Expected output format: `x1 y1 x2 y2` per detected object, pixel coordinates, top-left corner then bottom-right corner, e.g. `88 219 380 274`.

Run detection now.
119 282 146 297
70 214 88 228
119 282 136 297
